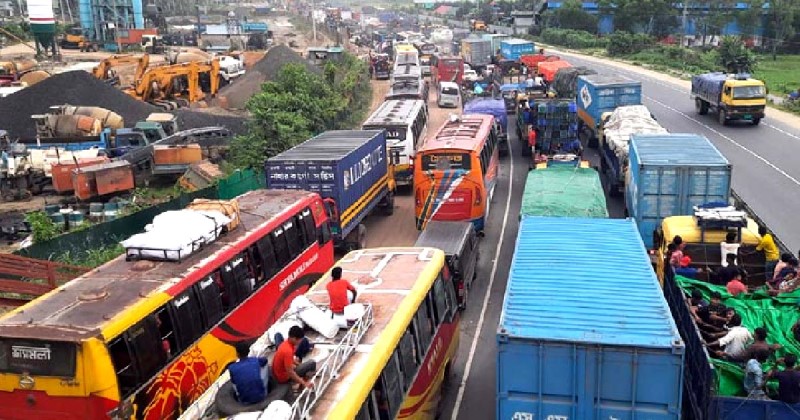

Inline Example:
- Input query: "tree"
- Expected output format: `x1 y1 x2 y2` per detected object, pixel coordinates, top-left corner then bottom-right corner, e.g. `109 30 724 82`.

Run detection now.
717 35 758 73
736 0 766 39
554 0 598 33
764 0 800 58
598 0 678 35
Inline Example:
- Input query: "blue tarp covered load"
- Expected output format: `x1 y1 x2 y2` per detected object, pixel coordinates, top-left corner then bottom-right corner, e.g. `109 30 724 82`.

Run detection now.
463 98 507 134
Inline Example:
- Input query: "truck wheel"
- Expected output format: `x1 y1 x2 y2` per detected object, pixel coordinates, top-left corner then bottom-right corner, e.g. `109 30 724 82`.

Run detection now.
382 192 395 216
357 224 367 249
752 117 761 126
718 109 728 125
696 99 709 115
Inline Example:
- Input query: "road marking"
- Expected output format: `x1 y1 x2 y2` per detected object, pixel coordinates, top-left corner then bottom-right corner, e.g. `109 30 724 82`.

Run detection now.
644 95 800 187
450 138 516 420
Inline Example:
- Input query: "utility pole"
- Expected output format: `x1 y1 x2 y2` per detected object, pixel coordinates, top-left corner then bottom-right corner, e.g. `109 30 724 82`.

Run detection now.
681 0 688 47
312 0 317 44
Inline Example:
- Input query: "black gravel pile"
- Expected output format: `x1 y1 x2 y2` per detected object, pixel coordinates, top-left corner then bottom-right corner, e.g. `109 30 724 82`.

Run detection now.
0 71 158 138
174 110 248 135
220 45 321 109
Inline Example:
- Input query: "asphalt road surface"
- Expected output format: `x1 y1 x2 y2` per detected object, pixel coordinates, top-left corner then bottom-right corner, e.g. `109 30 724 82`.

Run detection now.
555 50 800 253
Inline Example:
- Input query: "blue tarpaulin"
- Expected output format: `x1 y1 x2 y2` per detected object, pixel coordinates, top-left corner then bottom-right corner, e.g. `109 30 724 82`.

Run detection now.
464 98 508 134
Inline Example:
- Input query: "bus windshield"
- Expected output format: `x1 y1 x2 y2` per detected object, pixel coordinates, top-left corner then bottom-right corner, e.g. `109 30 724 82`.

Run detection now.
421 153 472 171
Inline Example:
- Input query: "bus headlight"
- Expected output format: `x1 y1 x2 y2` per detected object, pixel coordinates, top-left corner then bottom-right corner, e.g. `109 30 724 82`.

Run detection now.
19 374 34 389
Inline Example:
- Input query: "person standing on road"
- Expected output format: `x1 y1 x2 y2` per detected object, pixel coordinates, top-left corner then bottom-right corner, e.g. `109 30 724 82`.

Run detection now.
756 226 780 277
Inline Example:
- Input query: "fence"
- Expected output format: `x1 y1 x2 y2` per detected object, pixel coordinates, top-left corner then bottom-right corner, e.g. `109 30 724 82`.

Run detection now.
16 169 265 261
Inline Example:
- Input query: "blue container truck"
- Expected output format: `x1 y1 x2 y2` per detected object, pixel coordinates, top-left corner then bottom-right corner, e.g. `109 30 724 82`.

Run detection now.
497 217 685 420
481 33 510 56
499 38 534 61
463 98 508 155
626 133 731 249
576 74 642 148
264 130 396 250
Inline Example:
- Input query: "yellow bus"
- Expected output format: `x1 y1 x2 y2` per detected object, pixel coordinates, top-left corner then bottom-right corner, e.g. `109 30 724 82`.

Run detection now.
181 247 460 420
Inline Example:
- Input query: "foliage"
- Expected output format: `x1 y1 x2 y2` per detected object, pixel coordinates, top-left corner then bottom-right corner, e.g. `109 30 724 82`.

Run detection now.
540 28 606 49
606 31 655 56
0 23 29 42
627 45 720 74
56 244 125 268
553 0 598 34
764 0 800 57
717 36 758 73
25 211 62 244
229 53 371 170
597 0 677 36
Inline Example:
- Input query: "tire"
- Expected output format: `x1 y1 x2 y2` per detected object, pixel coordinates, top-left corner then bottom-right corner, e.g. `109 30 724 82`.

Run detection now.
752 117 761 126
357 224 367 249
382 192 395 216
696 99 709 115
718 109 728 125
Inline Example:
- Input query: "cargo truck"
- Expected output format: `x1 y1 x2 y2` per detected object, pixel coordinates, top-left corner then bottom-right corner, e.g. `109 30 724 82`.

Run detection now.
498 217 685 420
482 33 510 57
520 164 608 219
499 39 535 61
691 72 766 125
597 105 666 196
264 130 396 250
577 74 642 148
626 133 732 249
432 56 464 87
460 38 492 70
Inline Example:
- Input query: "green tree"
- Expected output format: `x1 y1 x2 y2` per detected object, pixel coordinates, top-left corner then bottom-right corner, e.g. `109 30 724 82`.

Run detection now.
598 0 678 35
736 0 766 39
764 0 800 58
717 35 758 73
554 0 598 33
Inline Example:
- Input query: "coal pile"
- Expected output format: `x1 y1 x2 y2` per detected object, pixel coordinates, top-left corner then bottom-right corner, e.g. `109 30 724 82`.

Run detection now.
175 109 247 135
220 45 321 110
0 71 157 138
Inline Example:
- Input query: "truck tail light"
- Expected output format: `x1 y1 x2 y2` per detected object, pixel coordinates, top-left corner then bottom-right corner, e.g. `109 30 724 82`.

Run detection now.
474 187 481 205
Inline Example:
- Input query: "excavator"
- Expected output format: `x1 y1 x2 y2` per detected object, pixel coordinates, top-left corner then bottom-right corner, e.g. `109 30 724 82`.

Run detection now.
124 59 220 110
92 53 150 86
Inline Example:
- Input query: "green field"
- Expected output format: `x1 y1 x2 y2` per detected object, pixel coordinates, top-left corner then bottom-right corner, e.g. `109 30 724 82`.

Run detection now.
755 54 800 95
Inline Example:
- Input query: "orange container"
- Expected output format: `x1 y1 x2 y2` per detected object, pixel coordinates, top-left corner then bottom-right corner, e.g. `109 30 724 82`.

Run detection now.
537 60 572 82
72 161 134 200
51 157 109 193
72 170 97 201
153 144 203 165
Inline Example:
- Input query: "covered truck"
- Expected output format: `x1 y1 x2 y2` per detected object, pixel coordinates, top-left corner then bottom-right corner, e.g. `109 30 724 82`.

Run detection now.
517 98 578 157
597 105 667 196
431 55 464 87
536 60 571 84
520 165 608 219
460 38 492 70
265 130 395 250
482 33 510 57
577 74 642 148
691 72 766 126
499 38 535 61
463 98 508 155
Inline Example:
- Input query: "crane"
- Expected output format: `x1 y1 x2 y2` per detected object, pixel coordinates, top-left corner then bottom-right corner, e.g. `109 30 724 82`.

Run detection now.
123 59 220 110
92 54 150 86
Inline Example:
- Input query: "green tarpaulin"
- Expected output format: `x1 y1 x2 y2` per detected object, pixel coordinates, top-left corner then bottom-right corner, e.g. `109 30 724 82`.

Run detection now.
675 275 800 397
519 166 608 218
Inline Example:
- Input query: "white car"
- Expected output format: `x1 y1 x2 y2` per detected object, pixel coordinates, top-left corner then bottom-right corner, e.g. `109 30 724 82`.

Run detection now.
463 69 479 82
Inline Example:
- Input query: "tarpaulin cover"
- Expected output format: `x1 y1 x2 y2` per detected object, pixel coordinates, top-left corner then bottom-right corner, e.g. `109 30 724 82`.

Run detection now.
675 275 800 397
520 166 608 218
552 66 596 99
464 98 508 133
602 105 666 165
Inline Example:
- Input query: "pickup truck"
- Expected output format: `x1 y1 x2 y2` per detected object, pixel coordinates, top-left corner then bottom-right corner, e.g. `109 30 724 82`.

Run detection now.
265 130 395 250
691 72 766 125
597 105 666 196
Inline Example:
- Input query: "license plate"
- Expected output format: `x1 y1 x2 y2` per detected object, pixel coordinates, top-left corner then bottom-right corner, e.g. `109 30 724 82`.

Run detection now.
744 114 752 119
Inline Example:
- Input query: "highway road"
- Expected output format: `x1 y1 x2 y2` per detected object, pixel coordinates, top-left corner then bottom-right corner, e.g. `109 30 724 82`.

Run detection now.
555 50 800 253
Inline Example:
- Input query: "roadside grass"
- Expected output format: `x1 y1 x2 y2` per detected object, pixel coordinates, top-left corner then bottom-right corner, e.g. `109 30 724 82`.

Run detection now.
754 54 800 95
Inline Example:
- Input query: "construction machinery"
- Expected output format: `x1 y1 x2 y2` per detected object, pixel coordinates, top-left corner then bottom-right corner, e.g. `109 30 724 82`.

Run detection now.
60 26 99 52
0 58 38 86
124 59 220 110
92 54 150 86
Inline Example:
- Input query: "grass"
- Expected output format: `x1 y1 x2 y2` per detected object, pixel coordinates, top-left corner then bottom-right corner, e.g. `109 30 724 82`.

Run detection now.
754 54 800 95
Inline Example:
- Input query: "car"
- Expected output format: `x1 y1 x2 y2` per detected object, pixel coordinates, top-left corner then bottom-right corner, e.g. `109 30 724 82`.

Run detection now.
463 69 479 82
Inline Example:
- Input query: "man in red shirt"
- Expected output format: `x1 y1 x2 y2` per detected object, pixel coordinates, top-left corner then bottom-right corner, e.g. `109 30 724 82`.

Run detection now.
271 326 315 390
726 272 748 297
326 267 357 315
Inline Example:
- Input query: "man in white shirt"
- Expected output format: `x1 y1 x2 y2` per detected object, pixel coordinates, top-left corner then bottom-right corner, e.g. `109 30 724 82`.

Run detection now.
720 231 740 267
706 314 753 359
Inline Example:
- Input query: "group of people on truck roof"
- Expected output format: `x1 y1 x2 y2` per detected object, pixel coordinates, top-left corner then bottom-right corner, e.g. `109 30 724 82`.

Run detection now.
224 266 359 410
667 227 800 404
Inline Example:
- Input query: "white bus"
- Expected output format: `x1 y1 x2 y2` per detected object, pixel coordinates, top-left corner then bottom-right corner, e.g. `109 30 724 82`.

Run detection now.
363 99 429 186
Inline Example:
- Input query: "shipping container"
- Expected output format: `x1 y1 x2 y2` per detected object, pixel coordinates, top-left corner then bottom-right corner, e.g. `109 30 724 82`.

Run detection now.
481 33 510 56
498 217 684 420
460 38 492 68
72 161 134 200
626 133 731 248
520 166 608 218
50 156 109 193
499 38 535 61
576 74 642 142
264 130 393 248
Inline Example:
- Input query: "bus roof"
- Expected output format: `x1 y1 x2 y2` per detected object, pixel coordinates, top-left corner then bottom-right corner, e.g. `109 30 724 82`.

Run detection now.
661 215 762 245
362 99 425 127
306 247 445 418
0 189 320 342
419 114 495 153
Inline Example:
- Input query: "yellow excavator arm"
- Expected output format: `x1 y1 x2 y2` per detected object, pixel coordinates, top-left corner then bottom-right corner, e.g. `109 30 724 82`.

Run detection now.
93 53 151 82
124 59 220 107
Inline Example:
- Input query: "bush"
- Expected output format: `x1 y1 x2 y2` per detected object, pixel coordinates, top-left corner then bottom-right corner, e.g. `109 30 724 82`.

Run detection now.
717 36 757 73
606 31 654 56
540 28 605 49
626 44 719 73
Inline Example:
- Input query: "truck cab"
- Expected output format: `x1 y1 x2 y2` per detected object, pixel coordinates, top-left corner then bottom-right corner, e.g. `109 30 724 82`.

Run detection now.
691 73 766 125
144 113 179 136
133 121 169 143
107 128 151 157
217 55 246 83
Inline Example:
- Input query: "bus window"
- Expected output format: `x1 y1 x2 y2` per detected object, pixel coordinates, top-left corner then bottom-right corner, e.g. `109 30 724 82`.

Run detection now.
380 352 404 418
246 244 266 285
432 275 450 323
414 301 434 351
299 209 316 247
318 220 332 245
397 330 417 390
272 228 291 266
196 276 224 326
128 317 167 380
108 337 138 397
284 220 301 258
170 290 205 350
420 153 471 171
154 307 176 359
256 236 279 278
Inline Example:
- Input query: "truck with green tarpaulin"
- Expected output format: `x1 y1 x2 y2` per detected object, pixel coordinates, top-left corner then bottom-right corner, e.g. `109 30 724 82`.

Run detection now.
519 164 608 219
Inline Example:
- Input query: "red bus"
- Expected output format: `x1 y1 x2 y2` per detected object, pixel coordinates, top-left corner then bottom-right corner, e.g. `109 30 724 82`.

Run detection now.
414 114 500 232
0 189 335 420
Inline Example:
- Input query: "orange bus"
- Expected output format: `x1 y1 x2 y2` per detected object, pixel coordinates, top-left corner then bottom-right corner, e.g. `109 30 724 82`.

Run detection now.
180 247 459 420
414 114 500 232
0 189 335 420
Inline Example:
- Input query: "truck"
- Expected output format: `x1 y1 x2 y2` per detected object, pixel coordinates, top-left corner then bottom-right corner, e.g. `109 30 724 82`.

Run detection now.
499 38 535 61
482 33 509 57
577 74 642 148
460 38 492 70
597 105 667 196
691 72 766 126
537 60 571 84
520 164 608 219
498 217 685 420
371 54 391 80
431 55 464 87
517 97 579 157
463 98 508 155
264 130 396 250
626 133 732 249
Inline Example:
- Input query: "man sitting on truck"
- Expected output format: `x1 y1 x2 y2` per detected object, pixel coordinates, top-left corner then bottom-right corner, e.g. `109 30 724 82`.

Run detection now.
705 313 753 360
326 266 358 327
